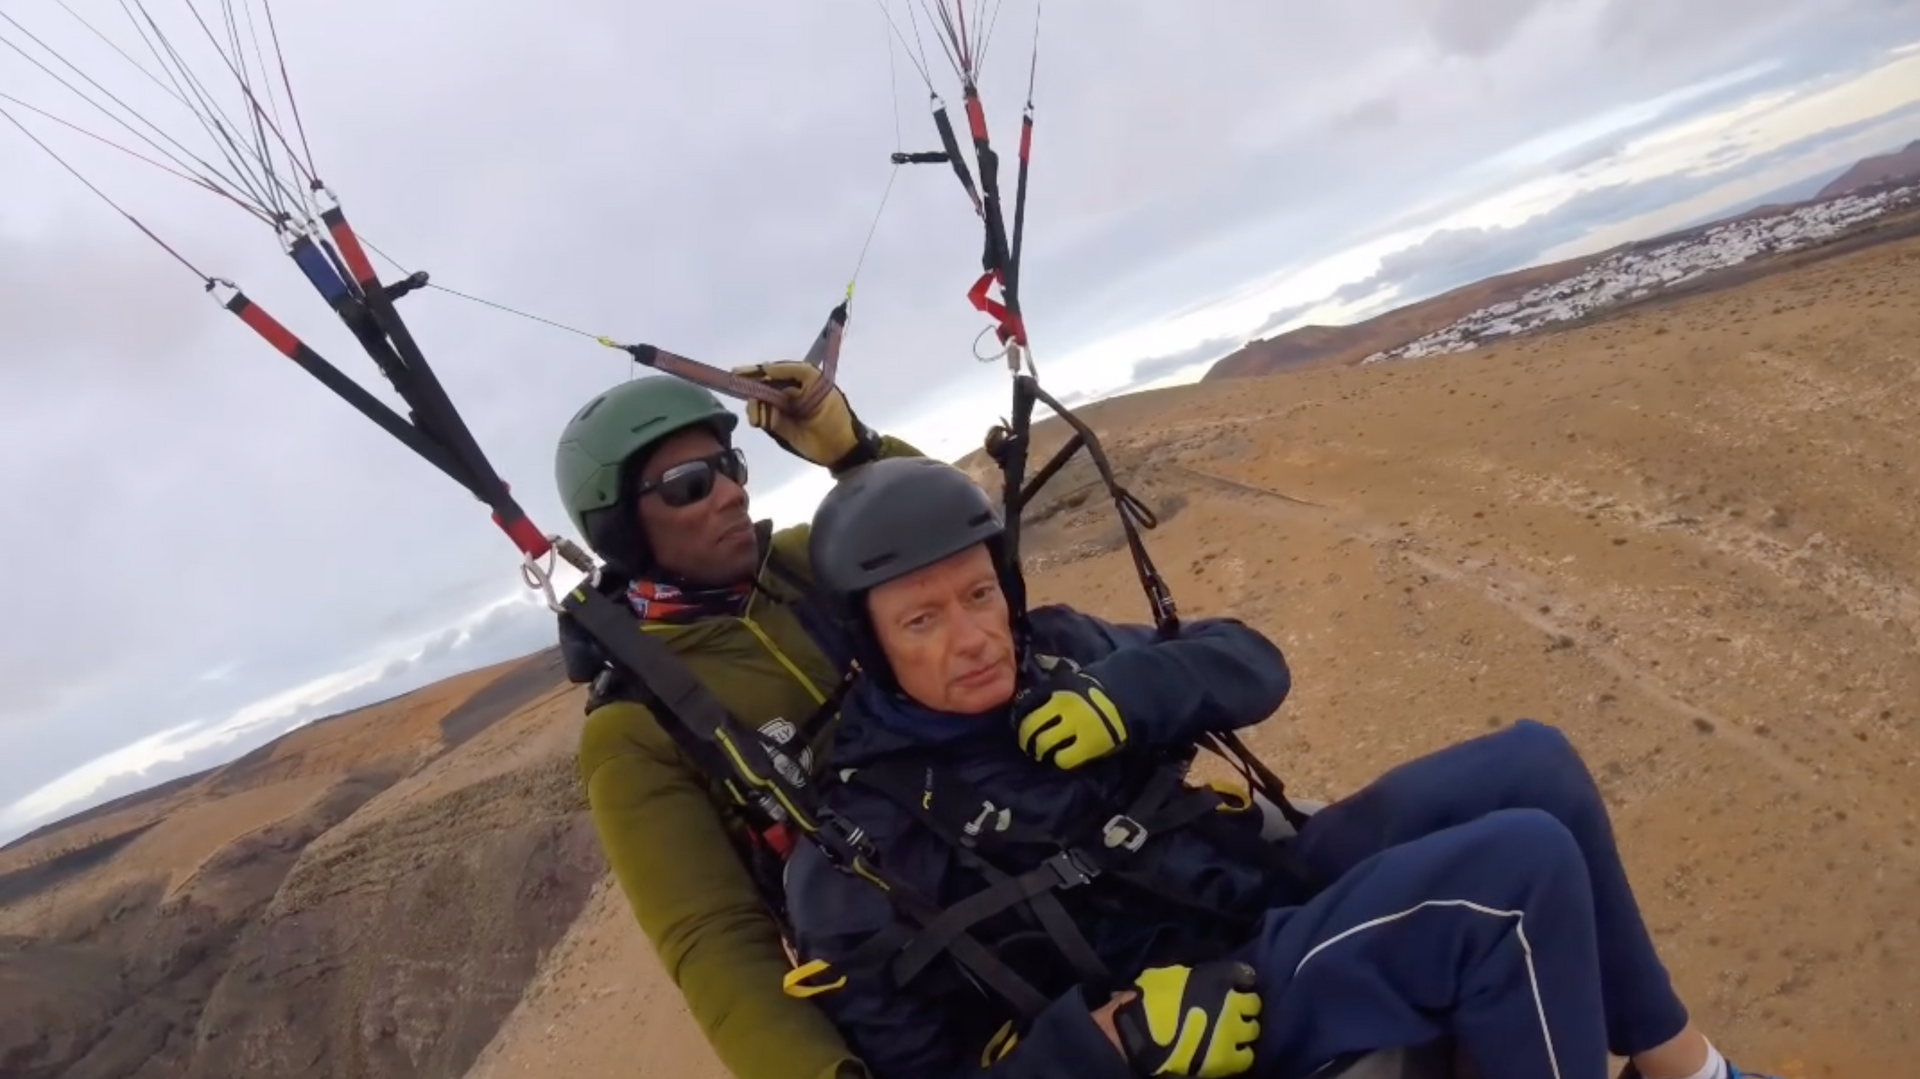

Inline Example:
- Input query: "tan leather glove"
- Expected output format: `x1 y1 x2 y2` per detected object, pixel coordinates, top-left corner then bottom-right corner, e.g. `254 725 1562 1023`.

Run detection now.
731 361 882 472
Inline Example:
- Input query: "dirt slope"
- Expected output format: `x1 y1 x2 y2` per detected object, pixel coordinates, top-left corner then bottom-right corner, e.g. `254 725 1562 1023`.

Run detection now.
6 230 1918 1079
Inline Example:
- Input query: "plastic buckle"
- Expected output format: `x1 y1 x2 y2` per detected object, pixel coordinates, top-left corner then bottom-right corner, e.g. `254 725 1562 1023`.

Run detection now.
816 810 876 871
1101 814 1148 852
1044 850 1098 889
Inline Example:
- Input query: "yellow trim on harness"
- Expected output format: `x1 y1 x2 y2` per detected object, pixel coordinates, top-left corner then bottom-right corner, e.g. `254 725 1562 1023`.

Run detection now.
1206 777 1254 812
979 1020 1021 1065
783 959 847 999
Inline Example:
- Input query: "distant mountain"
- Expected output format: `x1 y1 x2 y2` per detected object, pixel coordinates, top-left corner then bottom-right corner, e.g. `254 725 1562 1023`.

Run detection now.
1816 139 1920 200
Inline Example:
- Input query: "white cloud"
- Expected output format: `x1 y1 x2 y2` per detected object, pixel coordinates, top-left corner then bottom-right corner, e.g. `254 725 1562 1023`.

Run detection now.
0 589 543 836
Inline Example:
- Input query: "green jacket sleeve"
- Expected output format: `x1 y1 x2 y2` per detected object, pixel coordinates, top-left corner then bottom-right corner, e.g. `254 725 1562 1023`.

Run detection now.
872 433 924 463
829 432 924 479
580 700 869 1079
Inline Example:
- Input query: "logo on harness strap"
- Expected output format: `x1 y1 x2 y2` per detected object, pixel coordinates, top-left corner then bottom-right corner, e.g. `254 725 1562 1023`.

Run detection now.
758 717 814 788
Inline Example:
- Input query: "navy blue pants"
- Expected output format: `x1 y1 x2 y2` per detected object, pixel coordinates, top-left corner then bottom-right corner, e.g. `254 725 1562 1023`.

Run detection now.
1235 720 1689 1079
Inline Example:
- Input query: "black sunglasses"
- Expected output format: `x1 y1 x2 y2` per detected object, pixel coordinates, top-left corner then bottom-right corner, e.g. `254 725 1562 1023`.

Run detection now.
634 448 749 508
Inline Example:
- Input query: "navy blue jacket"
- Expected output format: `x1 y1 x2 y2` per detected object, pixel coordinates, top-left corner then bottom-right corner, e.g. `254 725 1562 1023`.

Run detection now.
783 604 1296 1079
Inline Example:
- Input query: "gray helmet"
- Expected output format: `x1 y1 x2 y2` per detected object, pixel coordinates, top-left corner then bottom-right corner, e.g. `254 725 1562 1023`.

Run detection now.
811 457 1003 594
809 457 1023 689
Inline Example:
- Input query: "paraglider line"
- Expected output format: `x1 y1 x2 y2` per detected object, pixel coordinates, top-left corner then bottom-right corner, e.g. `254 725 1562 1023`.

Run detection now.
2 102 210 280
433 284 603 340
0 11 274 219
125 0 301 214
950 0 972 76
259 0 316 178
128 0 288 210
120 0 301 216
355 233 607 341
871 0 936 92
883 8 905 154
844 18 908 301
917 1 967 83
51 0 180 106
177 0 315 192
0 90 273 226
227 0 285 207
849 165 901 293
973 0 1007 73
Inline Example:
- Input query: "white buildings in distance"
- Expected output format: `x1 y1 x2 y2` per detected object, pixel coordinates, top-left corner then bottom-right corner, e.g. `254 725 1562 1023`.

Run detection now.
1361 181 1920 365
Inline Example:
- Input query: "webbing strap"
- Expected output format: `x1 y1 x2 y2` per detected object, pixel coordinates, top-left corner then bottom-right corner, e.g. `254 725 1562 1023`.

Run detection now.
841 751 1264 1011
887 847 1106 989
842 895 1054 1019
989 374 1178 637
562 580 816 830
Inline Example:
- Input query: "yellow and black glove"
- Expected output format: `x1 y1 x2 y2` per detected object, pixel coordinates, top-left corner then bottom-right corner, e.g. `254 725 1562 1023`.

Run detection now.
1012 656 1128 770
731 360 881 472
1113 961 1262 1078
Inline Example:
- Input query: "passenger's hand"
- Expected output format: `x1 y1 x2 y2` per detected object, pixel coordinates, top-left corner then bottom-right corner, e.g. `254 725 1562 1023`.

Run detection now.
731 361 880 471
1012 656 1127 770
1112 960 1262 1077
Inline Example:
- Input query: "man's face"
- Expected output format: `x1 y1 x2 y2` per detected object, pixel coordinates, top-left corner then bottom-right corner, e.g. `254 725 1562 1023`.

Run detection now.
633 426 760 585
866 543 1017 715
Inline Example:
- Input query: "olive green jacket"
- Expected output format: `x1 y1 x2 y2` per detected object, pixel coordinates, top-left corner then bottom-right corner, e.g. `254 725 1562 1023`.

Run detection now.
577 436 921 1079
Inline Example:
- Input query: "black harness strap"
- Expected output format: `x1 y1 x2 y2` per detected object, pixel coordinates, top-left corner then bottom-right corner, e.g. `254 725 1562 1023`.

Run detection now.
563 582 815 823
997 374 1179 634
837 749 1295 1012
886 847 1109 989
841 898 1055 1020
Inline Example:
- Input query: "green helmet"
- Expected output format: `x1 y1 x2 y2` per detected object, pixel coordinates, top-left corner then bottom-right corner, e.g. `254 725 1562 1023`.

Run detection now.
554 375 740 571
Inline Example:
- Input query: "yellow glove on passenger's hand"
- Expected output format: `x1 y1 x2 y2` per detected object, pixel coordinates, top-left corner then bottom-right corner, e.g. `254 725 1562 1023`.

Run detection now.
1113 961 1262 1078
1012 656 1127 770
731 361 881 471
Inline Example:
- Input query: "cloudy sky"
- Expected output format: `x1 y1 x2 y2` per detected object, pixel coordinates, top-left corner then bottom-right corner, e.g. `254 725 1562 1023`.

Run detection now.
3 0 1918 845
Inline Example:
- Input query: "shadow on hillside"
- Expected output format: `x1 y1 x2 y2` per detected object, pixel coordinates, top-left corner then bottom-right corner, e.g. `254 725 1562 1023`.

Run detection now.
0 823 160 908
437 648 568 752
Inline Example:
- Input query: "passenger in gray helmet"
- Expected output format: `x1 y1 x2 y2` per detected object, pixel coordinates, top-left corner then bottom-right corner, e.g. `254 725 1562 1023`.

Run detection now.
778 456 1785 1079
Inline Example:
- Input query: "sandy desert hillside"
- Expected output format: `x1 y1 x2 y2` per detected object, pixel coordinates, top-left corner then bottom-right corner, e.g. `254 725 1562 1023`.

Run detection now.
5 224 1919 1079
0 650 593 1079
